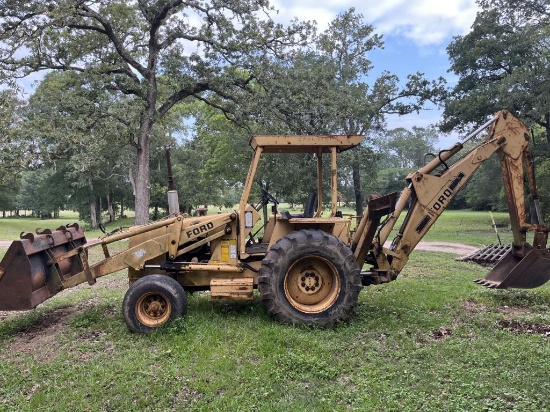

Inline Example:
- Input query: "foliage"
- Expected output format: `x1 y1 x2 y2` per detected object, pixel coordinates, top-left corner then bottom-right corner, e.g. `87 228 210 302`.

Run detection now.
443 27 550 220
3 3 540 218
442 0 550 140
194 8 446 214
463 156 507 211
241 9 445 136
534 157 550 223
15 169 67 217
0 89 27 211
0 0 315 224
17 71 135 226
370 126 440 202
378 126 438 169
178 103 253 209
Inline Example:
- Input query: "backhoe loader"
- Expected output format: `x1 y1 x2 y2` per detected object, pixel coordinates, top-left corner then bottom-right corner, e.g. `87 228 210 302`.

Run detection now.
0 110 549 333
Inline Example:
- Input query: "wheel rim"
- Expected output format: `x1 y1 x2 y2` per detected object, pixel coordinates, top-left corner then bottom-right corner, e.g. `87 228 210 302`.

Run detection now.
135 292 172 327
283 255 341 313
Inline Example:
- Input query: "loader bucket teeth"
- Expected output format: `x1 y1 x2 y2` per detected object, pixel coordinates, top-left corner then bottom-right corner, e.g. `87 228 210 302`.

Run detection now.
0 225 87 310
476 247 550 289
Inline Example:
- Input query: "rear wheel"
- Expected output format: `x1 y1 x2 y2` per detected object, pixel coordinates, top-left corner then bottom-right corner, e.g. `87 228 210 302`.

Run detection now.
122 275 187 334
259 229 361 326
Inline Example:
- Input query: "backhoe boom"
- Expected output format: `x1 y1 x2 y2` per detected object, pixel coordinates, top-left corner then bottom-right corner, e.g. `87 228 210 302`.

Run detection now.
354 110 549 287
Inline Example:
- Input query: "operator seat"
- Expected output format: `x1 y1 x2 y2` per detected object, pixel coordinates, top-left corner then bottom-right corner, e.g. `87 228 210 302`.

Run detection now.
282 191 318 219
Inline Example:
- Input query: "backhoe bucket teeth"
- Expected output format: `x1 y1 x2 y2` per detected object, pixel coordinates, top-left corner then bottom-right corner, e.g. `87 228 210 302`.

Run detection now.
0 225 87 310
475 247 550 289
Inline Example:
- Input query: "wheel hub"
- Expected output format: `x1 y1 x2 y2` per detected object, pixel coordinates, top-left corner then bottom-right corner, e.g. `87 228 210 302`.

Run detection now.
136 292 171 326
145 298 165 317
298 270 323 294
284 255 341 313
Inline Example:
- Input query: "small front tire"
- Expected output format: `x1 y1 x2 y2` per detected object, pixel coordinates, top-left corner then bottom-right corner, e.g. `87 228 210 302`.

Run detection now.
122 275 187 334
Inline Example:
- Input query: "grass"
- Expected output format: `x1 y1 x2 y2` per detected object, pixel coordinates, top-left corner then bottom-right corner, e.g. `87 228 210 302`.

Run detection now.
0 210 549 411
418 209 514 246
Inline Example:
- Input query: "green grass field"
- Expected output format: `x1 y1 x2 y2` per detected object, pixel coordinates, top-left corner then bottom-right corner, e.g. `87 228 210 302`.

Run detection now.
0 210 548 411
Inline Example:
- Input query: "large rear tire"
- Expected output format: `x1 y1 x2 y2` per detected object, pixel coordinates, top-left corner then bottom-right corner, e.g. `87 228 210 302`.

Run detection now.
259 229 362 326
122 275 187 334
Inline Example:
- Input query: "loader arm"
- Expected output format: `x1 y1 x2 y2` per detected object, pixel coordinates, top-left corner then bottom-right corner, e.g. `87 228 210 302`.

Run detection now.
352 110 549 287
0 212 237 310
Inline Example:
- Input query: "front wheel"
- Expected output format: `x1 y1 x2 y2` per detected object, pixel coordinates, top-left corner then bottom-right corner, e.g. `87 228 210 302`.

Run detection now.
122 275 187 334
259 230 362 326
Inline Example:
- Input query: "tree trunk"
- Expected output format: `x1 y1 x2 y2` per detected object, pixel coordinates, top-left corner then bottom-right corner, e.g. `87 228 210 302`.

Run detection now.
119 196 125 219
107 191 115 222
352 164 363 217
97 196 102 225
89 201 98 228
88 176 98 229
134 119 152 225
133 40 160 225
134 66 158 225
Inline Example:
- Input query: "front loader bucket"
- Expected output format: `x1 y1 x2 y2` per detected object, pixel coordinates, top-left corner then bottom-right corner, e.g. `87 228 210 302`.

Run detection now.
475 247 550 289
0 224 87 310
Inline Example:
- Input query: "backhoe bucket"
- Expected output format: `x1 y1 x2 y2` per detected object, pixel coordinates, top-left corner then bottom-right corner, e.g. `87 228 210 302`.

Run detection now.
0 225 87 310
475 247 550 289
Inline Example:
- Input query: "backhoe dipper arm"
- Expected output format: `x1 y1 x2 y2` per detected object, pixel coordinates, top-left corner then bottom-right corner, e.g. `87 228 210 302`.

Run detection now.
355 110 548 284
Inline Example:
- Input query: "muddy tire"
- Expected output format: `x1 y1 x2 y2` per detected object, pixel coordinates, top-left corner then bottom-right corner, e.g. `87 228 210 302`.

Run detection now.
122 275 187 334
259 229 362 326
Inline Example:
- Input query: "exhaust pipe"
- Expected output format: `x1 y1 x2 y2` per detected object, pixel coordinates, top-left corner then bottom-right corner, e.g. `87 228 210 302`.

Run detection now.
166 147 180 215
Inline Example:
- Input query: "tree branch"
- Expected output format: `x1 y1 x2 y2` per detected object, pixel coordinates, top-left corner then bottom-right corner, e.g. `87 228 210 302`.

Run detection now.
77 5 147 77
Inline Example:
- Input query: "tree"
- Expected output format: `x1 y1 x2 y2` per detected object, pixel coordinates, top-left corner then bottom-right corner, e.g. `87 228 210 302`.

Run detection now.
0 89 26 214
16 168 67 217
378 126 438 169
20 71 135 227
442 0 550 139
371 126 438 200
0 1 313 224
535 151 550 222
237 9 446 214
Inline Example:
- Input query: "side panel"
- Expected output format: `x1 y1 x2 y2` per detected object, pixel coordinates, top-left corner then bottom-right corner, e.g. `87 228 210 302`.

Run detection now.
268 217 351 246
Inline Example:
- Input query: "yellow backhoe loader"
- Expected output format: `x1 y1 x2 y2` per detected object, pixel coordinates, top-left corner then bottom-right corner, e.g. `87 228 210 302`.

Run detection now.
0 110 548 333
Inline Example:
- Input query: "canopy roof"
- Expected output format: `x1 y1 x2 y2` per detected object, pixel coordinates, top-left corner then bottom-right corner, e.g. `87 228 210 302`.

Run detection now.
249 134 364 154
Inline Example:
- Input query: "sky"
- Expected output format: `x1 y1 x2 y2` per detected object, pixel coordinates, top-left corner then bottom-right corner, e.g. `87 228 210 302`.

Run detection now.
273 0 481 147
